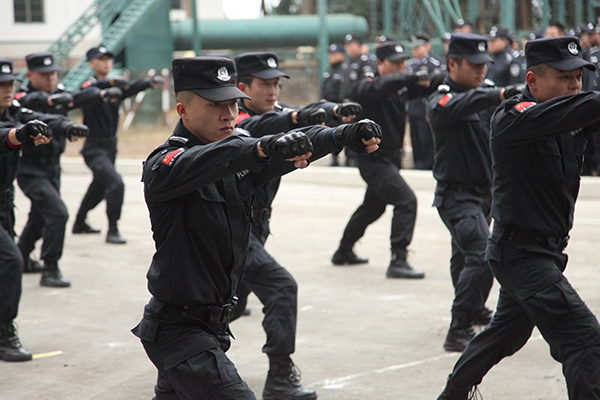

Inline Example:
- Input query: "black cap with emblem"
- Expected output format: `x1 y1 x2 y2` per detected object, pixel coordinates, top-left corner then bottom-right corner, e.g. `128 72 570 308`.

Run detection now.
344 33 365 45
525 37 595 71
410 33 430 48
86 45 114 61
489 25 510 40
329 44 345 54
0 59 16 83
234 52 290 80
26 52 61 73
172 56 250 102
376 42 409 61
448 33 493 64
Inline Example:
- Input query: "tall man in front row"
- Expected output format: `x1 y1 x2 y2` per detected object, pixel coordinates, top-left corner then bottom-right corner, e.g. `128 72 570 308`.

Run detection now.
132 56 381 400
437 36 600 400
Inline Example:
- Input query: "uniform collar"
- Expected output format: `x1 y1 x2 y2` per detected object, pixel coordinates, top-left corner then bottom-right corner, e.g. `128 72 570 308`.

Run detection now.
444 76 470 93
172 119 205 147
237 99 258 117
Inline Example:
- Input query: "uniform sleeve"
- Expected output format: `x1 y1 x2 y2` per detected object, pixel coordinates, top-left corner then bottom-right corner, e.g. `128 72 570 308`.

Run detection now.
348 73 415 106
492 92 600 145
237 110 294 137
72 86 104 108
0 128 21 157
15 91 49 111
17 109 70 137
121 78 153 99
427 87 502 128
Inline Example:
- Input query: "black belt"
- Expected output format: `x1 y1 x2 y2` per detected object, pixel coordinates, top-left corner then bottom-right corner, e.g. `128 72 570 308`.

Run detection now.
500 228 569 252
21 156 61 166
444 183 491 197
252 207 272 224
158 296 238 327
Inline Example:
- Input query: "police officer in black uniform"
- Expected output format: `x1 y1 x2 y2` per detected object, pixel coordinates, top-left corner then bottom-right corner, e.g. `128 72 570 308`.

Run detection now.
132 56 381 400
486 25 524 86
233 51 361 400
407 33 443 170
437 37 600 400
0 59 74 362
331 42 442 278
427 33 522 352
320 43 346 103
73 45 162 244
15 52 100 286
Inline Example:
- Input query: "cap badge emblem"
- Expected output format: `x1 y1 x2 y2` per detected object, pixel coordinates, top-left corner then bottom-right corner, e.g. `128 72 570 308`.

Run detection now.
568 42 579 55
99 46 107 53
43 57 52 66
267 57 277 68
395 45 403 53
1 64 10 74
478 42 486 52
216 66 231 81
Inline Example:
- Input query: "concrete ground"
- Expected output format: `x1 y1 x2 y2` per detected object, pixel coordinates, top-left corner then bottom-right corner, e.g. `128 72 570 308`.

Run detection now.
1 156 600 400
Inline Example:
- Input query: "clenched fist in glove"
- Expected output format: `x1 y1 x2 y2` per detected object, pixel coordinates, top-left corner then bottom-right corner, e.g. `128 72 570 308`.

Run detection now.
64 122 89 141
503 84 525 99
102 87 123 101
410 69 430 83
48 92 74 107
150 76 164 86
260 131 314 160
334 119 382 154
295 107 327 127
15 120 53 147
336 102 362 118
110 76 130 89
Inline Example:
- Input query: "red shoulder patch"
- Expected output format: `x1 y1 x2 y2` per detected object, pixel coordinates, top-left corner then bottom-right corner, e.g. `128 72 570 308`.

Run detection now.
514 102 536 112
161 149 183 166
82 81 93 89
236 111 250 125
438 93 452 106
15 92 26 100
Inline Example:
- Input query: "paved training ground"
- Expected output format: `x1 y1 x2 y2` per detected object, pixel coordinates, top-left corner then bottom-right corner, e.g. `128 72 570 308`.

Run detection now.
1 156 600 400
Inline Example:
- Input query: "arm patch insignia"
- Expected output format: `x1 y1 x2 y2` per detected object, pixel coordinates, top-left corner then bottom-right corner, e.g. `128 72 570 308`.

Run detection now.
161 148 185 166
514 102 536 112
438 93 452 106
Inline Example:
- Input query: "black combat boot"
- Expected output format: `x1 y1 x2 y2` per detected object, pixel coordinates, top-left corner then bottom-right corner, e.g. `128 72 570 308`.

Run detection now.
472 307 494 326
263 355 317 400
40 262 71 288
331 244 368 266
386 248 425 279
444 310 475 352
72 219 101 234
106 222 126 244
0 322 32 362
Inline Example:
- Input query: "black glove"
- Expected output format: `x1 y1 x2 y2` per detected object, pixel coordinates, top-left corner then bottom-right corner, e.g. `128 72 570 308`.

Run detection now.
334 119 382 154
503 84 525 99
103 87 123 101
337 102 362 118
48 92 74 107
64 122 89 140
150 76 164 86
260 131 314 159
110 76 130 88
15 120 52 147
410 69 430 83
295 107 327 127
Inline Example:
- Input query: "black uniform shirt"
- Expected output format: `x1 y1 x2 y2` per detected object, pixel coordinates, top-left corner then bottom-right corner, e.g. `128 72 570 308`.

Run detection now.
142 119 339 306
407 53 443 118
427 77 502 190
341 54 377 100
486 46 523 87
488 87 600 244
321 61 345 103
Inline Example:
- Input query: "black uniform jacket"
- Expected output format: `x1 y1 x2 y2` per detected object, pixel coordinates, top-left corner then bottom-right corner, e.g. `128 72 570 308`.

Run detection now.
486 46 523 87
488 87 600 250
142 119 340 306
15 82 102 174
80 76 152 147
427 77 502 193
321 61 345 103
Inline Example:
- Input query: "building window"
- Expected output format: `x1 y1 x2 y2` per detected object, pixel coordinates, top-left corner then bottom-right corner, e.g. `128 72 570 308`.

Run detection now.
14 0 45 23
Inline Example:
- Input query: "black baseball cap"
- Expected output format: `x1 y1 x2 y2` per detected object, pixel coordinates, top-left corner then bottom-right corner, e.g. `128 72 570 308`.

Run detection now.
375 35 395 44
86 45 114 61
528 31 544 40
489 25 510 40
172 57 250 102
234 52 290 80
0 59 16 83
329 44 345 54
448 33 493 64
26 52 60 73
525 37 595 71
376 42 409 61
410 33 430 48
455 19 475 31
344 33 365 45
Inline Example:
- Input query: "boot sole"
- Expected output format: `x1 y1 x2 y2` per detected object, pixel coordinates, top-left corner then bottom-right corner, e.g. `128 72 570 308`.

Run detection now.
263 392 317 400
0 353 32 362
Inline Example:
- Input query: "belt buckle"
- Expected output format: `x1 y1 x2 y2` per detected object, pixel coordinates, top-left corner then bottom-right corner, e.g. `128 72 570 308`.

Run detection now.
217 296 238 324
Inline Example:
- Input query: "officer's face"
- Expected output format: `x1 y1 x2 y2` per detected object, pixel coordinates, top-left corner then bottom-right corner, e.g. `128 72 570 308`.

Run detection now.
378 58 407 75
28 70 58 93
528 66 582 102
239 77 280 115
345 42 362 58
488 38 507 54
450 58 487 90
0 80 15 112
88 55 113 77
329 52 345 65
545 26 562 38
177 93 238 144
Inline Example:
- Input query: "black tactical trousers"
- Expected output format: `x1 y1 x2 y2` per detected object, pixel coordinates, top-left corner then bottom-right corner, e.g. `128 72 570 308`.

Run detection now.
436 192 494 314
449 245 600 399
409 116 435 170
233 230 298 356
339 154 417 251
0 200 24 323
17 168 68 264
77 144 124 225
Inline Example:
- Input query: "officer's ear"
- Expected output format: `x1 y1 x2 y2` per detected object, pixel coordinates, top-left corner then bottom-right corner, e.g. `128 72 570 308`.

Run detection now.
525 70 538 89
237 81 249 95
176 101 188 120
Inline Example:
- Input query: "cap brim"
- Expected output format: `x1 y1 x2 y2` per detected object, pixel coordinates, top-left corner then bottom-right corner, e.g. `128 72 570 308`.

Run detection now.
386 54 410 61
251 69 290 80
191 86 251 102
31 65 61 73
410 40 427 48
0 75 16 83
545 58 596 72
464 53 494 64
88 52 114 61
